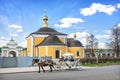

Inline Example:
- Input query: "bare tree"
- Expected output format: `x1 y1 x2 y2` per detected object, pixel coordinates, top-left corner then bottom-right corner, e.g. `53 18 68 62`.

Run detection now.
86 33 98 57
109 24 120 57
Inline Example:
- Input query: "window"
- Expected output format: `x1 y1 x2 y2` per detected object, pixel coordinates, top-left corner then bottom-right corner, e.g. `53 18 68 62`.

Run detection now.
77 51 80 56
55 50 60 58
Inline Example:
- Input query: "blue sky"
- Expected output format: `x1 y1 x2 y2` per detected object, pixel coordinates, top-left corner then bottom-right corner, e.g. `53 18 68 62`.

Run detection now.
0 0 120 48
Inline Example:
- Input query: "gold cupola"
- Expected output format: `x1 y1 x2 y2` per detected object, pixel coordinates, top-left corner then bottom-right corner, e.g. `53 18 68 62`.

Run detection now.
73 32 77 39
43 9 48 27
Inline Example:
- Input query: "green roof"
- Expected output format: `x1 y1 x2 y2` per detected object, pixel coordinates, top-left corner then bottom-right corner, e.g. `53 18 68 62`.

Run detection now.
0 47 2 53
22 48 27 50
2 46 8 48
17 46 23 48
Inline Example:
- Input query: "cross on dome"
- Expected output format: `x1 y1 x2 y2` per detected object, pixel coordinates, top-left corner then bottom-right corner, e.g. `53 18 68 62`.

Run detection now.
43 8 48 27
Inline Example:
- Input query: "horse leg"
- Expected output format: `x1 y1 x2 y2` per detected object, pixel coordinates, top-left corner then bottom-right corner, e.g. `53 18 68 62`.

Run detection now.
38 66 40 73
52 65 56 70
32 61 35 66
41 66 45 72
49 65 52 72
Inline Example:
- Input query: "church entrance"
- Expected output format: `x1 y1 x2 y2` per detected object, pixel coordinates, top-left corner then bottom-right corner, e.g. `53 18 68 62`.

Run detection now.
9 51 16 57
55 50 60 58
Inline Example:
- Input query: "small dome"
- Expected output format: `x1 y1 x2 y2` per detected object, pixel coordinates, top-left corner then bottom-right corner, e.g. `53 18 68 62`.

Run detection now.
73 32 77 38
68 40 83 47
43 15 48 21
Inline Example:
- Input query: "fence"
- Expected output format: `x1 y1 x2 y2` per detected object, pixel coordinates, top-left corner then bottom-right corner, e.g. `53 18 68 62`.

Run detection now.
80 57 120 64
0 56 52 68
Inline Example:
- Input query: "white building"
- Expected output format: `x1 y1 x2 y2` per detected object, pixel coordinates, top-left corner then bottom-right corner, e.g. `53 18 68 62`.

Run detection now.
1 38 22 57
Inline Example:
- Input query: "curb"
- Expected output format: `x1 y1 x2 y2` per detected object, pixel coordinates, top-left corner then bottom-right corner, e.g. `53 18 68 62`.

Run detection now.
0 66 94 74
0 66 39 74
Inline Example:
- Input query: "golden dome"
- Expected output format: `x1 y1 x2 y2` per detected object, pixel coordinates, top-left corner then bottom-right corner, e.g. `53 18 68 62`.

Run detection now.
43 16 48 27
73 32 77 38
43 15 48 21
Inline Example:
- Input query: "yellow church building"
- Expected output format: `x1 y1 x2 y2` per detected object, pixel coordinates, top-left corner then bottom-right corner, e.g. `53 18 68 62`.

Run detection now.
21 12 84 59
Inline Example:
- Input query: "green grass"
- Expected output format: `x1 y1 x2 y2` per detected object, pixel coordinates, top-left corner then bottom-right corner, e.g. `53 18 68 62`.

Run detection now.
81 61 120 67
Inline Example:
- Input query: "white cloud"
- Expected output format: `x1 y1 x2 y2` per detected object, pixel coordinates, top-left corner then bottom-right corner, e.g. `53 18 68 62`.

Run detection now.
0 36 5 40
117 24 120 27
67 31 90 46
0 15 9 25
0 36 7 47
105 30 111 34
17 29 23 32
96 34 110 40
68 31 89 38
8 24 22 29
19 41 27 48
67 31 111 49
117 3 120 8
0 40 7 47
8 24 23 38
55 17 84 28
98 42 107 49
10 33 18 37
80 3 116 16
0 38 27 48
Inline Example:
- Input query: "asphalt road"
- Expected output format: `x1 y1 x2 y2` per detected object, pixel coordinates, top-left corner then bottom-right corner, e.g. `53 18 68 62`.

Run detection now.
0 65 120 80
